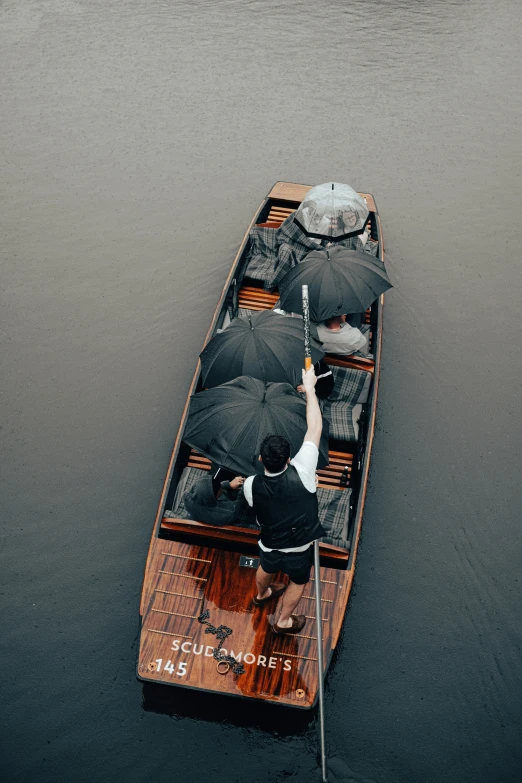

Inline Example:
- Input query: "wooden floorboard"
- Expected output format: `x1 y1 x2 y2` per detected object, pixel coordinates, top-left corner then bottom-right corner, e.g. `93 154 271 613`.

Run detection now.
138 539 351 708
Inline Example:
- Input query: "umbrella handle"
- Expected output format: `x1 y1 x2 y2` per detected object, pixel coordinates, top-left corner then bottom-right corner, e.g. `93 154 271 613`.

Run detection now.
304 357 312 370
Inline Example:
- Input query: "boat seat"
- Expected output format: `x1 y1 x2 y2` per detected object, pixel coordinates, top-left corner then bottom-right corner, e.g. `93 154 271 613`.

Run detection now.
317 486 352 548
328 363 372 405
322 364 372 442
164 465 352 550
245 208 378 292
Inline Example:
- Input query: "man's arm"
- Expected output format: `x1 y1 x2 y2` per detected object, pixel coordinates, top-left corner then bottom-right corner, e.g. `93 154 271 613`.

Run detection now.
301 366 322 448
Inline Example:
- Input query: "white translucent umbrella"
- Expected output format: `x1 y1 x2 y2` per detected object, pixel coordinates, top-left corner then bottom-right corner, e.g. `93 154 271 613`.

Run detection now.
293 182 369 242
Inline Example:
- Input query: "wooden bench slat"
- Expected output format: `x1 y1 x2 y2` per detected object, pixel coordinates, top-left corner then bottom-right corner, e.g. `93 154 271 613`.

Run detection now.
238 296 276 307
324 459 353 469
240 287 279 300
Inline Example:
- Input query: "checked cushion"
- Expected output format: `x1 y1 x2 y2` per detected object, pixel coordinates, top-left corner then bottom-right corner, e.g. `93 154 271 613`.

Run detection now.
318 486 352 549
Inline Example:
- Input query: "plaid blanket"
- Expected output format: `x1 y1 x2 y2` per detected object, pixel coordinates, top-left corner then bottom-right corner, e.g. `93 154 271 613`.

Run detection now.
245 212 379 291
322 401 361 442
318 487 352 548
323 364 370 440
237 307 255 318
328 364 370 405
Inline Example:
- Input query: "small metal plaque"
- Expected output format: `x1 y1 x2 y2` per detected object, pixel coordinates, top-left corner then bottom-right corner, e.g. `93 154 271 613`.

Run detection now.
239 555 259 569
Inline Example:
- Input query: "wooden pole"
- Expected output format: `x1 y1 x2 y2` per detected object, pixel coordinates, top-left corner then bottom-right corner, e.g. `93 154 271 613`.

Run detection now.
314 541 328 783
302 284 312 371
302 283 328 782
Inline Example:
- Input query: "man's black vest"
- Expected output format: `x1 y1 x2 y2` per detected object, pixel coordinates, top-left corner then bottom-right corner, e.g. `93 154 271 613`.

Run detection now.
252 465 325 549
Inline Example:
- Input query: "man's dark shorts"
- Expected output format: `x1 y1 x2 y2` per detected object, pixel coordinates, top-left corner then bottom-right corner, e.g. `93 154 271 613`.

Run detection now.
259 546 313 585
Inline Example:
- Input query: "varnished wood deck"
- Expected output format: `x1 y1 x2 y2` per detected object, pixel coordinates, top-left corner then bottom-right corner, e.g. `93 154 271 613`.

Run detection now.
138 539 352 708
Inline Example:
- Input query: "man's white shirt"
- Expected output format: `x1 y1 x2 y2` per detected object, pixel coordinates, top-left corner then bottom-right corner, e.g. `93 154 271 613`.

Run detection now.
244 441 319 553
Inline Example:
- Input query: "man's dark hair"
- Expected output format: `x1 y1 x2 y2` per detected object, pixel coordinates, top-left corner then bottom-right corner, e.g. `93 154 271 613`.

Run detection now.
259 435 291 473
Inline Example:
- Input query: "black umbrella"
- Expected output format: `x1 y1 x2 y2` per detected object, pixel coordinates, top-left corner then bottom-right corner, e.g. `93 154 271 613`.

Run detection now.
200 310 324 389
183 376 329 476
278 245 392 322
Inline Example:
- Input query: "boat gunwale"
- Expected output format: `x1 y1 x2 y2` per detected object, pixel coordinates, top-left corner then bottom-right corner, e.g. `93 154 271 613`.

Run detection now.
346 213 384 570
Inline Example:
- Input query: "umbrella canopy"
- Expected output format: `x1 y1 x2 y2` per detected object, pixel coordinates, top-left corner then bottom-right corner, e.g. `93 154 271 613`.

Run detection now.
278 245 392 322
293 182 369 242
184 376 330 476
200 310 324 389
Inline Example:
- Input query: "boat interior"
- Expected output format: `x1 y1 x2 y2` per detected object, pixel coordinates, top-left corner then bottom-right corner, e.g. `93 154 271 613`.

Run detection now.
137 182 384 707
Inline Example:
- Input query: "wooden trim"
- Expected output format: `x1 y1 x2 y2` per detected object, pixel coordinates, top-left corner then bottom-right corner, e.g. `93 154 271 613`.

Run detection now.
159 518 349 565
325 355 375 374
346 195 384 571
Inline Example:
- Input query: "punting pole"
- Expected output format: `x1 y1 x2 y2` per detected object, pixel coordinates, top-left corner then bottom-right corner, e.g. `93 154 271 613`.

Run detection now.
302 284 313 372
302 284 328 783
314 540 328 783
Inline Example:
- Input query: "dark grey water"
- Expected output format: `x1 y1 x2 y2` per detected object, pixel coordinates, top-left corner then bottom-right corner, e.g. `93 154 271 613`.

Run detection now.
1 1 521 780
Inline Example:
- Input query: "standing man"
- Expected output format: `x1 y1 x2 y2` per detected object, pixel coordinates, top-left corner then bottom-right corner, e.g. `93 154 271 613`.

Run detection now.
243 366 325 635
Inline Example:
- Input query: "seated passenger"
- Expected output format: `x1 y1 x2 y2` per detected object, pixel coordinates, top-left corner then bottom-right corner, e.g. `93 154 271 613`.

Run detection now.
184 474 245 527
316 315 367 356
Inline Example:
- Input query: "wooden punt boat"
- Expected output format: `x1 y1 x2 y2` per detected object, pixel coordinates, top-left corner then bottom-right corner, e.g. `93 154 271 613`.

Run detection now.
137 182 385 708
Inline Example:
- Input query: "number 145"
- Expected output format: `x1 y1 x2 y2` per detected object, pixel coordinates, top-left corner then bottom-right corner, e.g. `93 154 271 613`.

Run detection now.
155 658 187 677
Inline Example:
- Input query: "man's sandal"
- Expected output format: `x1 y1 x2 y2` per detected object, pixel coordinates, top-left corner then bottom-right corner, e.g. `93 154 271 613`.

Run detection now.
252 583 287 606
271 614 306 635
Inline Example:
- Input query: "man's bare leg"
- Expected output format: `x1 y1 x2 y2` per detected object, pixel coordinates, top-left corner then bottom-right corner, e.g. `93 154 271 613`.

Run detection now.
255 565 275 601
276 581 306 627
